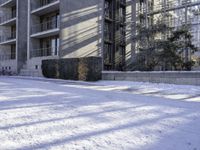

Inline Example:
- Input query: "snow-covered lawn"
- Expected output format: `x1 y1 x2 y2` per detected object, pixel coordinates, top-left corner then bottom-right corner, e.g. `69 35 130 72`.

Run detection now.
0 77 200 150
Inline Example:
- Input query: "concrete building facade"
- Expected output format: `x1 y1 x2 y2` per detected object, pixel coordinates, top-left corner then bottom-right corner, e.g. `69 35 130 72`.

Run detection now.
0 0 134 76
0 0 28 74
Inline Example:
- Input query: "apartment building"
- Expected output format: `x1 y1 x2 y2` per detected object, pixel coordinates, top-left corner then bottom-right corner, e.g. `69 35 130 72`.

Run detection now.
1 0 200 76
133 0 200 70
0 0 132 76
25 0 60 76
0 0 134 76
0 0 28 74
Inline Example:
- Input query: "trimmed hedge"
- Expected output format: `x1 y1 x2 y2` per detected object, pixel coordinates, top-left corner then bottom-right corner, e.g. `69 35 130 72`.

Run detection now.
42 59 59 78
42 57 102 81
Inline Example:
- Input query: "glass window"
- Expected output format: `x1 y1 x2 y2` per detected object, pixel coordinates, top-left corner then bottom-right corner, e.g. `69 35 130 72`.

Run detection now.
105 0 112 19
104 43 112 64
104 22 112 40
11 45 16 59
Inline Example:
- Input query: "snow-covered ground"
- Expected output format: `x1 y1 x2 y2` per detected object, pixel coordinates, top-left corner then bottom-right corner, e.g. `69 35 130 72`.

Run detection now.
0 77 200 150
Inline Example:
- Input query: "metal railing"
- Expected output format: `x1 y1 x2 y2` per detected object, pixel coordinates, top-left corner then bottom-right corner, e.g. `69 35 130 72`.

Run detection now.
31 19 59 34
30 47 59 58
0 13 16 24
0 0 9 5
31 0 58 10
0 54 15 61
0 31 16 43
136 0 200 14
120 0 126 5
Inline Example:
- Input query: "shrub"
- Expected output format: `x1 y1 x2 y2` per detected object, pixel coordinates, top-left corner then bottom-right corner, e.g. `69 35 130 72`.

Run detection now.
42 59 59 78
42 57 102 81
59 58 79 80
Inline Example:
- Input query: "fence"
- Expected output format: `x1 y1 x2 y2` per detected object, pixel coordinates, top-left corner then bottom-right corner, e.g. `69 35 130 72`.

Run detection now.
31 19 59 34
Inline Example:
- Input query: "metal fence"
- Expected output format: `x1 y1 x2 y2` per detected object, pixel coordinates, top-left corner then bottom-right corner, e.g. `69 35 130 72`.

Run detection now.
0 31 16 43
0 13 16 24
30 47 59 58
0 54 15 61
31 19 59 34
31 0 58 10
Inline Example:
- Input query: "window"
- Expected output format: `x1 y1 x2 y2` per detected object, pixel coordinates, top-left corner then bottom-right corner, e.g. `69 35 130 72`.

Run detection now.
104 43 112 64
40 12 59 32
11 26 16 39
104 22 112 40
11 6 16 18
40 36 59 57
119 7 125 22
11 45 16 59
105 0 112 19
120 26 125 44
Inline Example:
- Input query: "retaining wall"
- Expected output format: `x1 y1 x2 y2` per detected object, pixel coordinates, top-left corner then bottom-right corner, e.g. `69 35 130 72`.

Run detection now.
102 71 200 86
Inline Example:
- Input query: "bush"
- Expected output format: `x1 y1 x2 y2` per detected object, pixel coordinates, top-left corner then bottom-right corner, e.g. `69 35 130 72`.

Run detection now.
42 59 59 78
59 58 79 80
42 57 102 81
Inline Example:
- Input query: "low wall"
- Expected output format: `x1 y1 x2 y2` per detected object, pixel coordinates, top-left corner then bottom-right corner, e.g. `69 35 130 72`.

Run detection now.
102 71 200 86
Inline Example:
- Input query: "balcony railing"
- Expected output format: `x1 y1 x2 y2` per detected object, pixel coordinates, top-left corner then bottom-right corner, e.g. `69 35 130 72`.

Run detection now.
0 0 8 5
0 31 16 43
31 19 59 34
0 54 15 61
32 0 58 10
0 13 16 24
30 47 59 58
138 0 199 14
120 0 126 5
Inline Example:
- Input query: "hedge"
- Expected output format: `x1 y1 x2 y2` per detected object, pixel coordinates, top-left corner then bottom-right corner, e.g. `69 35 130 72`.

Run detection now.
42 57 102 81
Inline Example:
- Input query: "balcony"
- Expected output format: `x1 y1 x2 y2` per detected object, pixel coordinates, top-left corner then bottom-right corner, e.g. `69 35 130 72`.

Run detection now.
30 47 59 58
0 54 15 61
31 20 59 38
120 0 126 6
31 0 60 15
0 31 16 45
0 13 16 26
0 0 16 7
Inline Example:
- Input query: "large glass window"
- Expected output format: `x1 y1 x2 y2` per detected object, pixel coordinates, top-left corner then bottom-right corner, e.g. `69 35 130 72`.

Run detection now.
11 45 16 59
11 6 16 18
103 0 126 70
40 36 59 57
104 22 112 41
11 26 16 39
39 0 56 7
40 11 59 32
119 7 125 22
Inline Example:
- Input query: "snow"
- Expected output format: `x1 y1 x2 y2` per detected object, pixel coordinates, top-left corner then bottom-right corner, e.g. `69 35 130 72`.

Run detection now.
0 77 200 150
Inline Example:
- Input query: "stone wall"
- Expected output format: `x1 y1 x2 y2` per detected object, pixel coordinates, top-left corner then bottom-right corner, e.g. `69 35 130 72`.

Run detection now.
102 71 200 86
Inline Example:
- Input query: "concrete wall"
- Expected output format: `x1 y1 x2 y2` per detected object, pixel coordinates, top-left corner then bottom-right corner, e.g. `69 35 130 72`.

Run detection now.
0 59 17 73
102 71 200 86
59 0 104 58
27 56 59 77
17 0 28 72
